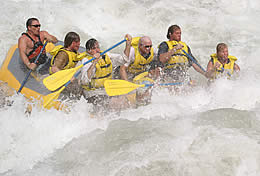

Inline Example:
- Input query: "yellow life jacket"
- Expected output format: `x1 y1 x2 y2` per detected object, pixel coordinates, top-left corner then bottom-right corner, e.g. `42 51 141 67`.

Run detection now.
128 37 154 74
49 45 82 74
133 71 154 84
84 52 113 89
210 53 237 78
165 40 189 69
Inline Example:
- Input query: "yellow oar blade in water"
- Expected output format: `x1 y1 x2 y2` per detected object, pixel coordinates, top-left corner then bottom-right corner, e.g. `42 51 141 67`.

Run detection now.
42 86 66 109
43 65 83 91
104 79 145 96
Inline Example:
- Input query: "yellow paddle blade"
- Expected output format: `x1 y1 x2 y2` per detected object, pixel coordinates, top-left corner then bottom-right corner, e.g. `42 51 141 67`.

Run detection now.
104 80 145 96
43 86 66 109
43 65 83 91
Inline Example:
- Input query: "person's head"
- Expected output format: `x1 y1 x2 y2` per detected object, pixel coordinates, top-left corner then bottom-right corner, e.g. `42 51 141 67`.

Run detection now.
85 38 100 55
216 43 228 60
64 32 80 52
138 36 152 55
26 17 41 36
167 25 181 41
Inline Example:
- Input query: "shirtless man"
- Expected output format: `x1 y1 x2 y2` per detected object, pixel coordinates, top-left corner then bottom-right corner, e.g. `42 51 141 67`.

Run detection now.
18 17 57 70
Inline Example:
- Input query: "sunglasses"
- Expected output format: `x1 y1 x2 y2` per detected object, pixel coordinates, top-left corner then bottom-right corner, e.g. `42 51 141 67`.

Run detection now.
31 24 41 28
144 45 152 48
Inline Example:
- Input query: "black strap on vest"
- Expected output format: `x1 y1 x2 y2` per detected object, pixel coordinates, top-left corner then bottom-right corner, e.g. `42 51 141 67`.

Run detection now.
22 33 43 57
92 73 112 80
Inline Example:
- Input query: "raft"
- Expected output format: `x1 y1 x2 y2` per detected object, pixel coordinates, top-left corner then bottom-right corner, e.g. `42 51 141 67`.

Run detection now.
0 41 85 111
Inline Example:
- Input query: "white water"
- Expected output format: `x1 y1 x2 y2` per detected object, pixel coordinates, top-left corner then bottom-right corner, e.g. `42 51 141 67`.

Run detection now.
1 0 260 176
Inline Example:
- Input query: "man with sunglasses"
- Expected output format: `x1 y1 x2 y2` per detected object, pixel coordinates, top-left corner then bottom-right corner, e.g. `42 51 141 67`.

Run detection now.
158 25 206 84
120 35 159 81
18 17 57 71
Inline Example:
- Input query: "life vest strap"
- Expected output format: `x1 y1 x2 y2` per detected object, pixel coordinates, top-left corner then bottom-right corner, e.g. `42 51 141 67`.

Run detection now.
92 73 112 80
100 63 111 69
22 33 44 61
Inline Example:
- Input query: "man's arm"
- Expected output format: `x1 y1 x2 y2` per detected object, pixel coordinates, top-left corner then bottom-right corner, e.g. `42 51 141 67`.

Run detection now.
158 42 183 63
187 46 206 77
124 34 132 58
192 62 206 76
120 46 136 81
18 37 37 70
158 42 170 64
42 31 58 44
120 65 129 81
50 51 68 73
205 59 217 79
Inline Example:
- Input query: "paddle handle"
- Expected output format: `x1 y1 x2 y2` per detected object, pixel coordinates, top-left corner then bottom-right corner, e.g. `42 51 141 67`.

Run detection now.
182 49 206 72
144 82 182 87
18 42 48 93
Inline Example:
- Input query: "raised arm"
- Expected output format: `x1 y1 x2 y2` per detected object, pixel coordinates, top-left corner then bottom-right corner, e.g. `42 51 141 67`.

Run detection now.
124 34 132 58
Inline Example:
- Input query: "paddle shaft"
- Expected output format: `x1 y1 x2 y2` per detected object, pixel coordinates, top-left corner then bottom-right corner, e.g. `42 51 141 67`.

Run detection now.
18 42 48 93
64 39 127 86
182 49 206 72
144 82 183 87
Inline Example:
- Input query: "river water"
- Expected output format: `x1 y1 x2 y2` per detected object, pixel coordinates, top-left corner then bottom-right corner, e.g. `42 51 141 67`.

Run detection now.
0 0 260 176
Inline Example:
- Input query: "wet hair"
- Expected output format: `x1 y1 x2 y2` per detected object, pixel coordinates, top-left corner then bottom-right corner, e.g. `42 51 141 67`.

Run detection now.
64 32 80 48
166 25 181 39
85 38 98 51
26 17 39 29
216 43 228 53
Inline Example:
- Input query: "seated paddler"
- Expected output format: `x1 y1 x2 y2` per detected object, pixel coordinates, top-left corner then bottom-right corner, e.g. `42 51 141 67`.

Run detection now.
205 43 240 81
119 35 160 82
78 35 134 111
49 31 84 99
158 24 206 84
18 17 58 73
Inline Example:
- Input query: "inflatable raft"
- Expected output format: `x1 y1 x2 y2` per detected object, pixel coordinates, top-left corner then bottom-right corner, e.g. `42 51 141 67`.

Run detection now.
0 41 84 111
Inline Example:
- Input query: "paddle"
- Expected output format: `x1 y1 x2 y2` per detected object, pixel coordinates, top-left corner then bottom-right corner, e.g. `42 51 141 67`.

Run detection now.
182 49 206 72
104 79 183 96
18 42 48 93
43 39 127 91
43 85 66 109
42 39 127 108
